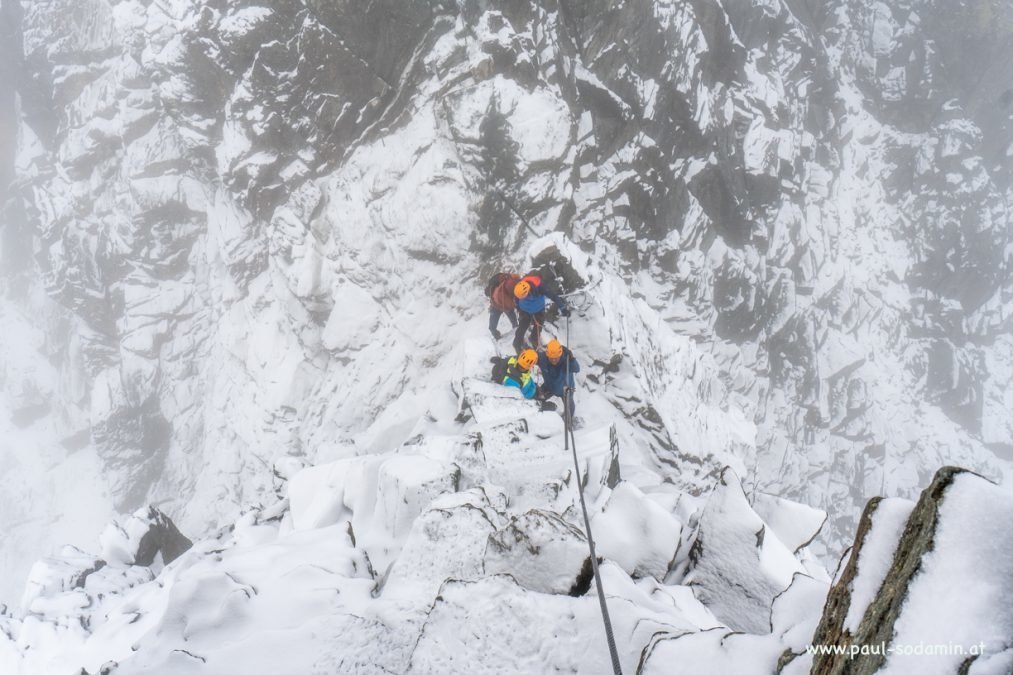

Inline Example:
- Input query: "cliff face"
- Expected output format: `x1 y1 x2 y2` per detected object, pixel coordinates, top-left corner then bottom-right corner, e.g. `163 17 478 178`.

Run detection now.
0 0 1010 605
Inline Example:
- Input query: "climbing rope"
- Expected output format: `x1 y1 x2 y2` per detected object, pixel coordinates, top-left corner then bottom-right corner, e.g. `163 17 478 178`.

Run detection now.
564 315 623 675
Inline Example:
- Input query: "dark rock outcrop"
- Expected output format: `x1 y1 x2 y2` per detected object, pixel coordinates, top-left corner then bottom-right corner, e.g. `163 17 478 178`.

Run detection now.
810 465 1012 674
101 505 193 567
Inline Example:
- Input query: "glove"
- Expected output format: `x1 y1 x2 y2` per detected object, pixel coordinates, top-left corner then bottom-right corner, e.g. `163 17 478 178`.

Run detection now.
491 329 502 340
559 307 570 317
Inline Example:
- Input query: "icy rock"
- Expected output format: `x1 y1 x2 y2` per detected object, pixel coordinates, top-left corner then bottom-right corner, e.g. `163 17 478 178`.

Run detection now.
288 457 379 531
20 546 105 611
321 282 382 352
685 468 804 634
926 340 987 430
290 453 459 556
982 337 1013 448
485 509 589 595
456 377 537 425
638 624 787 675
99 505 193 567
812 467 1013 675
769 573 832 666
752 493 827 553
398 433 489 492
591 482 683 581
384 490 501 595
272 456 309 495
375 455 461 540
817 332 867 382
407 575 610 674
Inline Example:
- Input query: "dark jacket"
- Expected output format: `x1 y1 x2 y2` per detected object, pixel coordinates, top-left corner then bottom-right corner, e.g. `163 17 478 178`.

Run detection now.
537 348 579 397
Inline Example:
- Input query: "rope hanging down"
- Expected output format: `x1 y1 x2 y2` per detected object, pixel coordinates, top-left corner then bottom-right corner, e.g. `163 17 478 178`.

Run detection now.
564 315 623 675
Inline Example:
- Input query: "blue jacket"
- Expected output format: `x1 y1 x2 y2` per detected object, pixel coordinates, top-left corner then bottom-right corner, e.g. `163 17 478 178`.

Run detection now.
538 349 579 397
503 358 536 399
517 278 567 315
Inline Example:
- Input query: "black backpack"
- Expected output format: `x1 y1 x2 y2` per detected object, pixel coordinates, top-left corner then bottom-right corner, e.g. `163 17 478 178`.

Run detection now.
490 356 509 383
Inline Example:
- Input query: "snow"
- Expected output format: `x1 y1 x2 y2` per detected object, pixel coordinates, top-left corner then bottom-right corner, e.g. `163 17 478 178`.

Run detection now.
591 482 683 580
843 497 914 632
685 469 805 634
320 282 383 351
217 7 272 42
485 509 588 595
882 475 1013 674
753 493 827 554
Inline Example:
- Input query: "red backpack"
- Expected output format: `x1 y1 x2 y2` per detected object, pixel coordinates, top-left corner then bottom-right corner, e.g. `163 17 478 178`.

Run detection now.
488 273 519 311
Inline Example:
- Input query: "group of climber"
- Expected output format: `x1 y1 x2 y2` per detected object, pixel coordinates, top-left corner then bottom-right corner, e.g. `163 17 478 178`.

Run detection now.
485 271 580 418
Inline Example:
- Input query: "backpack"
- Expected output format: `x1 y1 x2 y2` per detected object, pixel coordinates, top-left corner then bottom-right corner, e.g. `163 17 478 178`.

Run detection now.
487 273 520 311
490 356 509 383
485 273 510 298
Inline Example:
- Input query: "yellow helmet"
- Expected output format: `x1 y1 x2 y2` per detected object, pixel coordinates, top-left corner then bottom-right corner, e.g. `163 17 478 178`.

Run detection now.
546 339 563 361
513 280 531 299
518 349 538 369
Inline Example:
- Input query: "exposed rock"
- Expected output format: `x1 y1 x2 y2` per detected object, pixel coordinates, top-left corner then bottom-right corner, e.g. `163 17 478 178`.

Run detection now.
99 505 192 567
811 466 1013 674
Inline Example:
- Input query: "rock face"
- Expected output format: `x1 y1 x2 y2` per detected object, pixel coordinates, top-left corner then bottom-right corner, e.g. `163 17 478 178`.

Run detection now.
0 0 1010 614
99 505 193 567
809 466 1013 675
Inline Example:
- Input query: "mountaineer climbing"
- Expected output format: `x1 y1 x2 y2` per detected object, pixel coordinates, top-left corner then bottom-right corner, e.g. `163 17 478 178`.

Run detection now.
484 272 520 340
512 272 569 353
537 338 579 418
499 348 538 399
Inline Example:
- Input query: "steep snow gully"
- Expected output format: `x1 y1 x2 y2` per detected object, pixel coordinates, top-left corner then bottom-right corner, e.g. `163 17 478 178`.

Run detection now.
1 0 1012 673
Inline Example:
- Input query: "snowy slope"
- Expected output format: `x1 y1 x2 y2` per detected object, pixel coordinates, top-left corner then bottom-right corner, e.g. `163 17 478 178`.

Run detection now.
0 369 831 674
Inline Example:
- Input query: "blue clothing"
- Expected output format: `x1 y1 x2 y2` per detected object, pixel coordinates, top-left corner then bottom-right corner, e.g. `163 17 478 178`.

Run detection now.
517 284 567 315
503 358 536 399
538 349 579 397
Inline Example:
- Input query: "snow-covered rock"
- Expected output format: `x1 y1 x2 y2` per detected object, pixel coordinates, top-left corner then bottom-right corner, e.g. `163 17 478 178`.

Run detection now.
685 468 805 634
811 467 1013 674
1 0 1011 669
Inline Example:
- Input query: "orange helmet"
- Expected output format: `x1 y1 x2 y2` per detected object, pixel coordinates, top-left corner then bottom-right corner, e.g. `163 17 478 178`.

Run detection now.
518 349 537 369
513 280 531 299
546 339 563 361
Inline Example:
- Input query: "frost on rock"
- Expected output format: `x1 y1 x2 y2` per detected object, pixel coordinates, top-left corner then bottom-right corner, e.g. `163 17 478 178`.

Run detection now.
485 509 589 595
385 489 503 597
685 468 805 634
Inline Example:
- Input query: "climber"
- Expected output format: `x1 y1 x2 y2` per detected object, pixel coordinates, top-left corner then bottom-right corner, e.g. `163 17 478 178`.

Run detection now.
512 272 569 353
500 348 538 399
537 338 579 418
484 272 520 340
